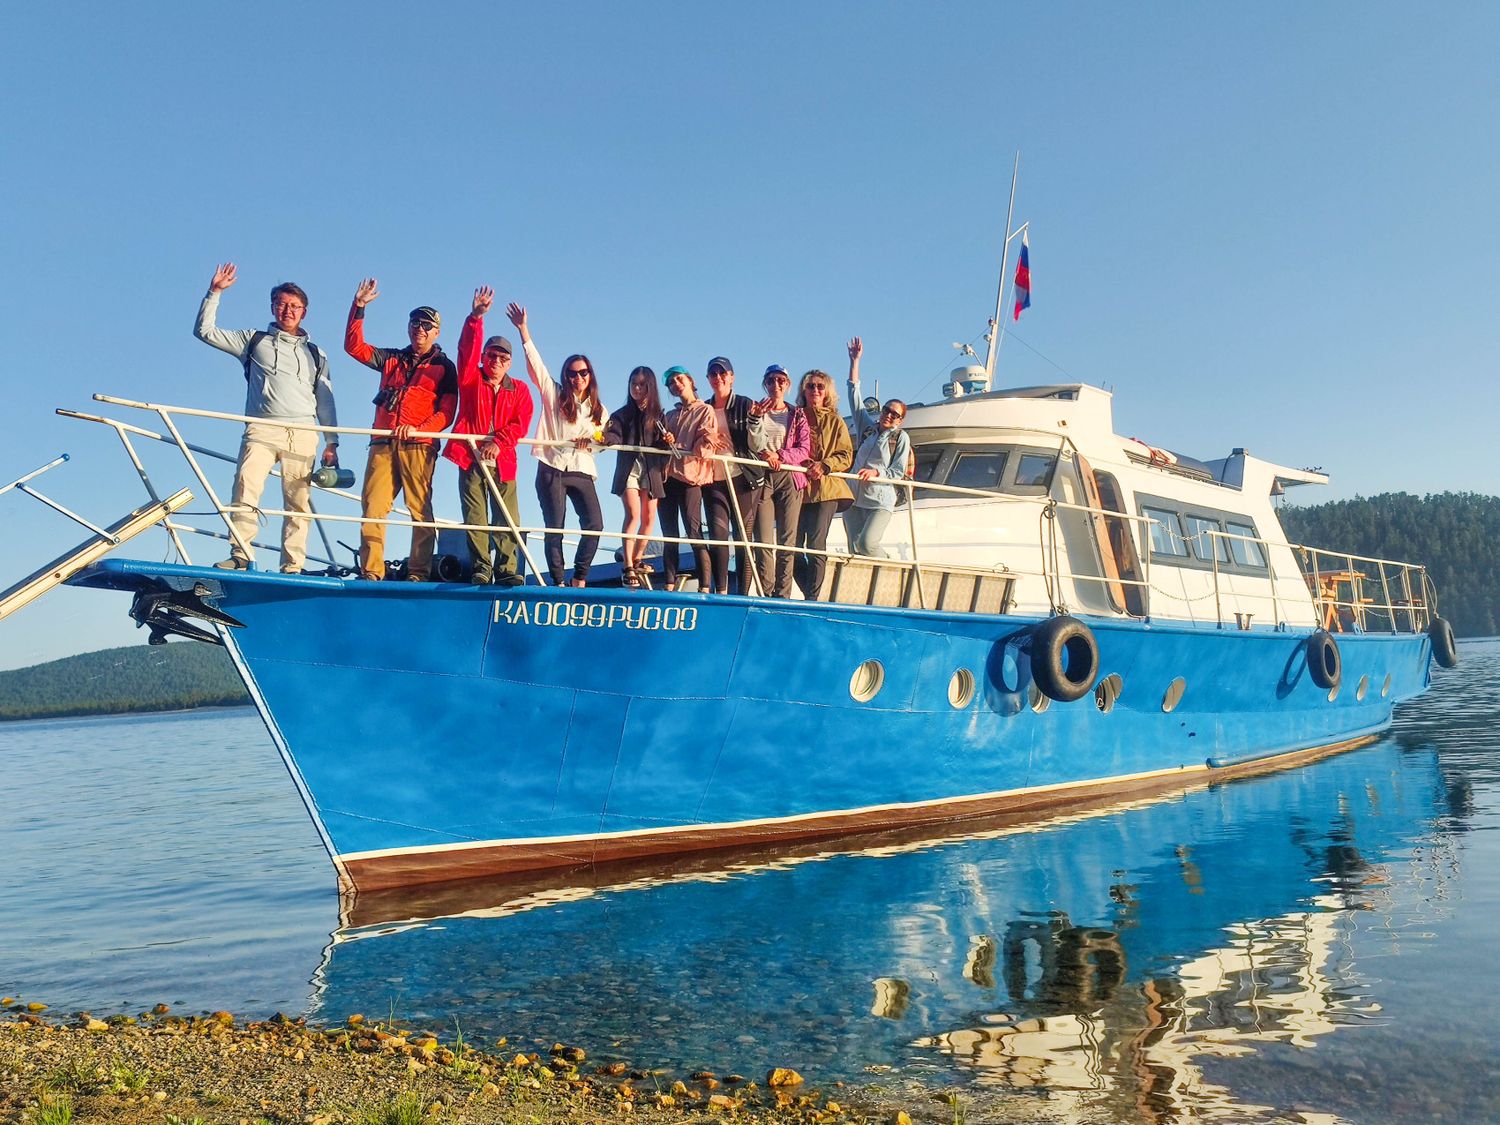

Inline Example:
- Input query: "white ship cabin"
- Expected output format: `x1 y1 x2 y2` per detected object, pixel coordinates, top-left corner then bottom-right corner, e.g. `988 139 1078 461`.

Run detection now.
849 375 1331 630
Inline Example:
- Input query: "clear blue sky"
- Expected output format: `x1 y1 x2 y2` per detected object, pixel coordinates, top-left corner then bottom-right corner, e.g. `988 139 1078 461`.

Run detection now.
4 4 1498 669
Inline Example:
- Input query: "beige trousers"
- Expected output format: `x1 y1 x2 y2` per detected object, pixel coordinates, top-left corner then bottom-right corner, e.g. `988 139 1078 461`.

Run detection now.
228 422 319 570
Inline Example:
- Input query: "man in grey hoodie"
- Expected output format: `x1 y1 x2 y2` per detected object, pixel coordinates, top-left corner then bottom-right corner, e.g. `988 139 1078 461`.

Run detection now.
194 262 339 572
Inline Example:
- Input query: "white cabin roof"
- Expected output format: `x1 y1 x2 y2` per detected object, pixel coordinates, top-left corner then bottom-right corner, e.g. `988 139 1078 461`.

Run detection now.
906 382 1329 496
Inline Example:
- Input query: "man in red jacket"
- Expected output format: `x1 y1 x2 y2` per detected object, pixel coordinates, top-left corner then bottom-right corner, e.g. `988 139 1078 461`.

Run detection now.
443 285 534 586
345 278 458 581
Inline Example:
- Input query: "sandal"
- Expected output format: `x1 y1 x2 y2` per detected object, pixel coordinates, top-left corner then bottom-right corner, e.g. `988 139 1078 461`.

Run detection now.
623 567 641 589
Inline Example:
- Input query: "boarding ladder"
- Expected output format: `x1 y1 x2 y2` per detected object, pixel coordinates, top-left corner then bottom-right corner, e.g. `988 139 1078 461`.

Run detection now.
0 454 192 623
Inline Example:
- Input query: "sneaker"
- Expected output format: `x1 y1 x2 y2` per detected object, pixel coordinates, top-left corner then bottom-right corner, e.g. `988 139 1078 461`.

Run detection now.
279 565 302 575
214 558 248 570
406 574 428 583
496 573 525 587
471 571 493 586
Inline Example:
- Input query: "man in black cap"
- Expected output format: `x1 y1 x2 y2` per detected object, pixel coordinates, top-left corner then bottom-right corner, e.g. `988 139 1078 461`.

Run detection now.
344 278 458 580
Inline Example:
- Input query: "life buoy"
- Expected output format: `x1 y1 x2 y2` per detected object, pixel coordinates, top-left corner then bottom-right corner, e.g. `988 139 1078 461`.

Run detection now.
1306 629 1341 690
1030 616 1100 703
1429 617 1459 669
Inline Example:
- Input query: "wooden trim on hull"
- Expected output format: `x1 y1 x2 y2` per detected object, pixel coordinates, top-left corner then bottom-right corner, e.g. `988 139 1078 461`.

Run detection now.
337 732 1381 895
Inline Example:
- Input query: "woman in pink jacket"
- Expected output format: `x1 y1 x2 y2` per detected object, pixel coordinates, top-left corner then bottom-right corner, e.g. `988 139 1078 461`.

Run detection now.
659 366 720 591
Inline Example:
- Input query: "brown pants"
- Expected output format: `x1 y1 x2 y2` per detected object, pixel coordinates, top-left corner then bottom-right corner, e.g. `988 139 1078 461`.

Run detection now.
361 441 437 580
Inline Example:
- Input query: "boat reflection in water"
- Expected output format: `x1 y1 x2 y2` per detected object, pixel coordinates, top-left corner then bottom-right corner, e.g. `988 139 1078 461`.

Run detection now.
316 739 1454 1121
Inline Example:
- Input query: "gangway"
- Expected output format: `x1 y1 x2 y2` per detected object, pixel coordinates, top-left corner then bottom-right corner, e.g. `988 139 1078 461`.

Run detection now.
0 454 192 623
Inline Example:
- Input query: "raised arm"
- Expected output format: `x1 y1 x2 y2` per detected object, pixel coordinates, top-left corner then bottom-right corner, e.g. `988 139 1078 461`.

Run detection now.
457 287 490 391
846 335 876 432
507 302 556 399
192 262 255 357
344 277 387 371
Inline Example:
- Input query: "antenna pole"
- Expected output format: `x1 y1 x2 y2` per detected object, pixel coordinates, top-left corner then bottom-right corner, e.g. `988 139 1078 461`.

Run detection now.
983 152 1020 380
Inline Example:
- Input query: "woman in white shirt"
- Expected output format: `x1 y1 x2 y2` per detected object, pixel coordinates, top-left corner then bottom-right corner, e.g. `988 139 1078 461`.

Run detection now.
507 303 605 587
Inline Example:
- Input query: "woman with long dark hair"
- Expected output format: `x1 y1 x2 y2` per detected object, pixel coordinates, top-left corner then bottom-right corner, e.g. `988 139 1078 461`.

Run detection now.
507 302 604 586
603 365 667 587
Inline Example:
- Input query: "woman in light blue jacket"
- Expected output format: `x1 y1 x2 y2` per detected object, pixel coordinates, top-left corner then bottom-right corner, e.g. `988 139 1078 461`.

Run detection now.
844 336 911 558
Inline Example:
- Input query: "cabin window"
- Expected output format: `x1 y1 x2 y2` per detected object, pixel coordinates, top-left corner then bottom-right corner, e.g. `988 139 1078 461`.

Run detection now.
1014 454 1056 489
1143 506 1190 557
1182 515 1229 563
1225 522 1267 568
947 451 1009 492
912 448 945 484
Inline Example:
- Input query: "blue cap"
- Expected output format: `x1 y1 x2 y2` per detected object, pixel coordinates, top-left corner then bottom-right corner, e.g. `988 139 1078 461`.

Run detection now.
663 365 691 384
763 364 790 380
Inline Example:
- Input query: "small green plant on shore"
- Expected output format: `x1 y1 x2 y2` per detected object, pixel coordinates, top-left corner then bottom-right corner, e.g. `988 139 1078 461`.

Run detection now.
356 1090 425 1125
40 1058 103 1095
32 1091 74 1125
107 1060 151 1093
162 1115 207 1125
946 1093 968 1125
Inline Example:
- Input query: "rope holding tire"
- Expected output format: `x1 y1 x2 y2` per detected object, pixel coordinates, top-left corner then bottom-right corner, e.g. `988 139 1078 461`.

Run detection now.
1030 615 1100 703
1306 629 1342 690
1429 617 1459 669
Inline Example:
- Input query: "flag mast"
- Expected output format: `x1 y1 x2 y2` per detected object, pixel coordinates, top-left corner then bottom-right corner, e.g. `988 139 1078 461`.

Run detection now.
983 153 1021 382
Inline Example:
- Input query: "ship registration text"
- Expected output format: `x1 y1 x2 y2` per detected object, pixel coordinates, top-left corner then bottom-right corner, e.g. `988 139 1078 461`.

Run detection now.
493 600 698 632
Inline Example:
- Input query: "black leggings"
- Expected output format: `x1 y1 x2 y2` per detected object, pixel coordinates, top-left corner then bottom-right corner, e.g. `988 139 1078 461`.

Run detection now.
535 462 603 584
704 478 759 595
660 477 709 589
794 499 839 600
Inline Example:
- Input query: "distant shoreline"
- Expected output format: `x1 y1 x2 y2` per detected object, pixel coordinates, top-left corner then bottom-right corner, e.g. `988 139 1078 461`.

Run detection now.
0 700 256 725
0 642 251 724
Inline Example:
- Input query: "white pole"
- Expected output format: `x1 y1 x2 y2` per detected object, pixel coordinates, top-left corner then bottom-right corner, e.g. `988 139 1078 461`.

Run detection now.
983 152 1021 381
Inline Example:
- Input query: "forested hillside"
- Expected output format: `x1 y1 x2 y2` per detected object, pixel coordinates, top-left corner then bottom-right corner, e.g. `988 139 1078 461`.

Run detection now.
0 642 249 721
1280 491 1499 637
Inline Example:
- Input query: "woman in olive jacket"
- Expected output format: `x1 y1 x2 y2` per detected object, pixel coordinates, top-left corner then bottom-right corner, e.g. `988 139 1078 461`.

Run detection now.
793 369 854 600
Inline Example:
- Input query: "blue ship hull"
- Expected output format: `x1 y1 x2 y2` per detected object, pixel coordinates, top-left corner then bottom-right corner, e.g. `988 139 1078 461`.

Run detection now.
73 560 1434 892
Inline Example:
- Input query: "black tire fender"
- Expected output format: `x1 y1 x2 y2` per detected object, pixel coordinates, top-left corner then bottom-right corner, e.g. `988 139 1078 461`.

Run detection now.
1030 616 1100 703
1306 629 1342 690
1429 617 1459 669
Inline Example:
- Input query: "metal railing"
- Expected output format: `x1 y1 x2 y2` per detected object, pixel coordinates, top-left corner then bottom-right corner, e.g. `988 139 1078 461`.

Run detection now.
58 395 1431 633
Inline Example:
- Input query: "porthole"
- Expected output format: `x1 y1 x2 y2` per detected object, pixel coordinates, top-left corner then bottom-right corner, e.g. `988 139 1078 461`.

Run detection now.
1028 682 1051 713
1356 674 1369 701
850 659 885 702
1162 677 1186 714
948 668 976 709
1095 673 1124 714
1381 673 1392 698
1327 682 1340 703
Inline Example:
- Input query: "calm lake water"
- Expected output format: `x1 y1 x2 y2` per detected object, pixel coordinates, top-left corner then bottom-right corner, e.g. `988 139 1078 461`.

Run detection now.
3 642 1498 1123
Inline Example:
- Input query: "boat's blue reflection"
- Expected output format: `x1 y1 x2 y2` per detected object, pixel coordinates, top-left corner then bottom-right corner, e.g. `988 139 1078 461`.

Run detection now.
313 740 1450 1108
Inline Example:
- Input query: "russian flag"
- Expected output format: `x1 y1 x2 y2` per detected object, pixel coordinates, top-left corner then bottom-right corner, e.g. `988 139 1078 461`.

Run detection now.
1013 231 1031 320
